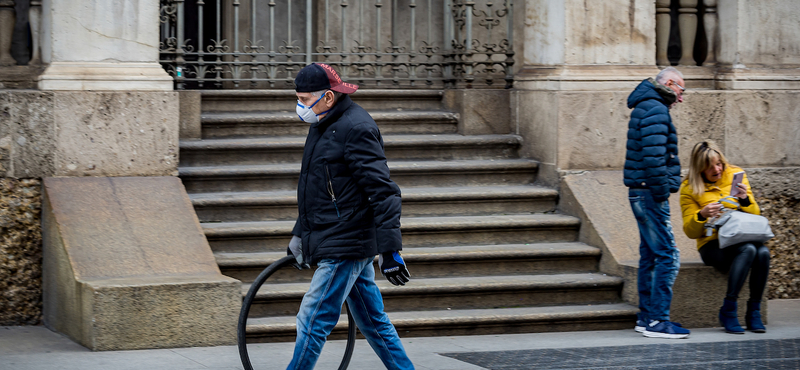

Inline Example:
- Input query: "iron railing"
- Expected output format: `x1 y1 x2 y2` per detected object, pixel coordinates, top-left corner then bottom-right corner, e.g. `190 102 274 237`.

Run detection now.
159 0 514 89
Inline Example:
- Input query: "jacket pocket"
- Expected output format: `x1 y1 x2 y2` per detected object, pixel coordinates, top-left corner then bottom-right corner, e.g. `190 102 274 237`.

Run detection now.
325 165 341 218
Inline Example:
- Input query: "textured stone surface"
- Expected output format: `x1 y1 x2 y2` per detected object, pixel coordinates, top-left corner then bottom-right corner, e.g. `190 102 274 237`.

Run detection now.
557 91 630 170
0 91 57 178
523 0 655 65
724 91 800 166
737 168 799 299
0 90 179 177
444 89 512 135
718 0 800 66
43 0 160 64
179 91 202 139
442 338 800 369
563 0 654 65
0 178 42 326
53 92 179 176
516 90 800 172
42 177 240 350
757 194 800 300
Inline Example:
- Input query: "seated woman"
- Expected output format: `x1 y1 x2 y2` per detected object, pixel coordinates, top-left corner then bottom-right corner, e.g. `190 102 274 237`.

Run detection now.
679 140 770 334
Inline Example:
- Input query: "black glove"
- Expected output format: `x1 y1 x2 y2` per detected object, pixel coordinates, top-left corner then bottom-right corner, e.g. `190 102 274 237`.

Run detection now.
286 235 309 270
379 251 410 286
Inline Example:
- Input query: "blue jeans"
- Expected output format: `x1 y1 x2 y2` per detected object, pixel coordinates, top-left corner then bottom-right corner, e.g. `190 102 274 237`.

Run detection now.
288 257 414 370
629 189 680 322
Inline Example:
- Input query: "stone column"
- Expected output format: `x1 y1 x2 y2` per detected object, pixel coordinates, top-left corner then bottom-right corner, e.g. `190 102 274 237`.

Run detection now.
0 0 15 66
678 0 698 66
702 0 717 66
716 0 800 89
38 0 172 90
28 0 42 64
655 0 671 66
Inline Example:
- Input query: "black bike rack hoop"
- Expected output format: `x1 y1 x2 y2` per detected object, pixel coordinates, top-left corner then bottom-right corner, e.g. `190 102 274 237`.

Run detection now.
238 255 357 370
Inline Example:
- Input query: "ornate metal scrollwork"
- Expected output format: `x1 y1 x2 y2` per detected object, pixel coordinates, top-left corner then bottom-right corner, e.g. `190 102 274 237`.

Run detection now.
159 0 515 89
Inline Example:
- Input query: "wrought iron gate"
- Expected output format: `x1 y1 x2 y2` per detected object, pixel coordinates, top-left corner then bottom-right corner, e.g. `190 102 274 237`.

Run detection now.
159 0 514 89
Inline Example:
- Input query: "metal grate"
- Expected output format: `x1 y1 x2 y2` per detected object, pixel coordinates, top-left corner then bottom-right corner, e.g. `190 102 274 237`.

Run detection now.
159 0 515 89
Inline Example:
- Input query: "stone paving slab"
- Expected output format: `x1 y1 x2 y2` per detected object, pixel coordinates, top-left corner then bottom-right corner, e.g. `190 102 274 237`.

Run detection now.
442 339 800 370
0 299 798 370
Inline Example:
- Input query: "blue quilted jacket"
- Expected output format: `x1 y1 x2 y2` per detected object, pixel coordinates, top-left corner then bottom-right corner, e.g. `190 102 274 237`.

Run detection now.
624 79 681 202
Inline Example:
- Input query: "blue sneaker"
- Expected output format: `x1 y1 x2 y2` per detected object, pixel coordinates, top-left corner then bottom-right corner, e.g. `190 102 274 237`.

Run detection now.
635 319 647 333
643 320 690 339
636 317 682 333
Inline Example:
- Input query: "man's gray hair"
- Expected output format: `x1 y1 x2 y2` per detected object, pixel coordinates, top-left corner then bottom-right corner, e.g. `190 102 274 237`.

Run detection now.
656 67 683 85
311 89 344 103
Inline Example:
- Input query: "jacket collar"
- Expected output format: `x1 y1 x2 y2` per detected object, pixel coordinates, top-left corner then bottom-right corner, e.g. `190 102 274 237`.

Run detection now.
313 94 353 131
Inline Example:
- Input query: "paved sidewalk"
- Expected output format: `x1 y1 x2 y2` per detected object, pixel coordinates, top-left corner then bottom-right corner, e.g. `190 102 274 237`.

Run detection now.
2 299 798 370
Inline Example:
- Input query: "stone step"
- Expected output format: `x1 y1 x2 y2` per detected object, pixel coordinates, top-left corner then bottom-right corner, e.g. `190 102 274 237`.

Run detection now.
202 213 580 253
179 159 539 193
201 89 446 113
242 273 625 318
243 303 638 342
180 134 522 166
201 110 459 138
191 185 558 222
216 242 601 283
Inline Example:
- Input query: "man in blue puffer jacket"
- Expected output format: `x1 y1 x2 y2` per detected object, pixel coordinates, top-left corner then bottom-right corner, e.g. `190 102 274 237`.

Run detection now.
625 67 690 339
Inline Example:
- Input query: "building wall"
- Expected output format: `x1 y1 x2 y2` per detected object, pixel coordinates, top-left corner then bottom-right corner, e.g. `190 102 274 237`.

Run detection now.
718 0 800 66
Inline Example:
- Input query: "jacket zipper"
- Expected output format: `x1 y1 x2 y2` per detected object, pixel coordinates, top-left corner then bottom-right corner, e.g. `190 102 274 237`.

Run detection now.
325 165 341 218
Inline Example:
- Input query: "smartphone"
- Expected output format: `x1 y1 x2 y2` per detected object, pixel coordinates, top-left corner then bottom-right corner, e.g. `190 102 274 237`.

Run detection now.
730 171 745 197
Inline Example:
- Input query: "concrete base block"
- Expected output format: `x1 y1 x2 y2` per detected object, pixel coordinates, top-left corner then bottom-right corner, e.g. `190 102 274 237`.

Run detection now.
77 275 240 351
559 170 767 328
42 177 240 351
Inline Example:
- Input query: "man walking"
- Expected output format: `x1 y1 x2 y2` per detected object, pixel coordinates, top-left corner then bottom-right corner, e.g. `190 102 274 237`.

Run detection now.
285 63 414 369
624 67 690 339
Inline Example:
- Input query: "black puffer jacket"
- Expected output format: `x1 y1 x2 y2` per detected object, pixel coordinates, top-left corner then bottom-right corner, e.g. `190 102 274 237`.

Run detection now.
291 95 402 264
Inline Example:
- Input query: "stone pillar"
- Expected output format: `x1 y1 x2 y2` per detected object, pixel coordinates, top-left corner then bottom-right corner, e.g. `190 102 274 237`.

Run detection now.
677 0 698 66
515 0 658 185
38 0 172 90
0 0 15 66
702 0 717 66
655 0 671 66
28 0 42 64
716 0 800 89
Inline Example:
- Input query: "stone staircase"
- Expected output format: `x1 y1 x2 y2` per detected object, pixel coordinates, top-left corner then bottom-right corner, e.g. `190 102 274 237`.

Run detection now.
178 90 638 343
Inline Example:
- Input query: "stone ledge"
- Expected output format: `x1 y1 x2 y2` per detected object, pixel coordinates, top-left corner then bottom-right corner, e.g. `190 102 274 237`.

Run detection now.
558 170 766 328
38 62 173 91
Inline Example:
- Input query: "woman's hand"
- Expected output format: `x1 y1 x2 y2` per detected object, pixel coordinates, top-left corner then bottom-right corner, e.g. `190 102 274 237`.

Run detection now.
700 202 723 219
734 183 748 199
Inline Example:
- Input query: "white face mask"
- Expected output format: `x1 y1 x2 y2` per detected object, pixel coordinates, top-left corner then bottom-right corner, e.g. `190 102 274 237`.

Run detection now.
296 93 331 123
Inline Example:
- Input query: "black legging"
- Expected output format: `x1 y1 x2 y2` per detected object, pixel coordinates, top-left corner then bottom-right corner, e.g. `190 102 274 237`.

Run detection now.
699 240 770 302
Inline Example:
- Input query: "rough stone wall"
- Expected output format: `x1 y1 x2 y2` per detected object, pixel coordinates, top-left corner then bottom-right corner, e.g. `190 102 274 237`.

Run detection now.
0 178 42 325
749 168 800 299
756 193 800 299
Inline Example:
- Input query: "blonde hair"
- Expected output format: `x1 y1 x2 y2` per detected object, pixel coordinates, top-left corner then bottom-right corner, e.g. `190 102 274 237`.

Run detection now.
687 140 729 197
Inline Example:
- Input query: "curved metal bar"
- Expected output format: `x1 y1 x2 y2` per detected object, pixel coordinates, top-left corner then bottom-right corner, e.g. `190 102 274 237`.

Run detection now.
238 256 357 370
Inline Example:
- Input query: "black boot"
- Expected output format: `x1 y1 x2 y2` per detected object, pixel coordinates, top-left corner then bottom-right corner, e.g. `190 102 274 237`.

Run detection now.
719 298 744 334
746 300 766 333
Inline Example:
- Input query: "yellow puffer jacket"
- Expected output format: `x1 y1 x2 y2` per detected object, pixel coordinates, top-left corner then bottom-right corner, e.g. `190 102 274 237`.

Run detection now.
679 165 761 250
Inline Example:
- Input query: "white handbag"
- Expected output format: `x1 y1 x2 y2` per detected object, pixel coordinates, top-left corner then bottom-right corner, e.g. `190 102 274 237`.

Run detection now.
704 196 774 249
